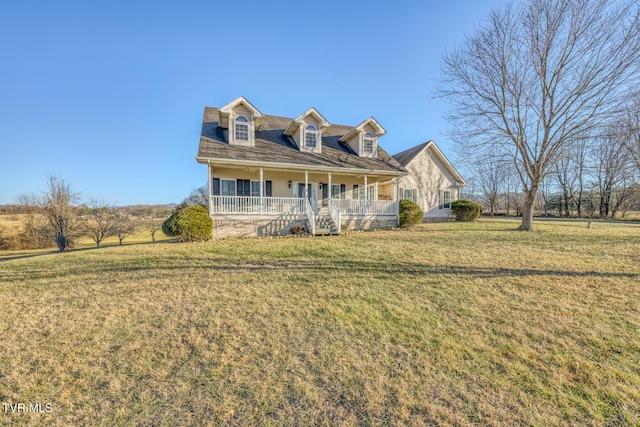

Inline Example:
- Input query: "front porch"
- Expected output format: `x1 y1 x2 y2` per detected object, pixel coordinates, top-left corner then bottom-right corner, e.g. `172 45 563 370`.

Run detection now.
209 195 398 236
206 164 401 237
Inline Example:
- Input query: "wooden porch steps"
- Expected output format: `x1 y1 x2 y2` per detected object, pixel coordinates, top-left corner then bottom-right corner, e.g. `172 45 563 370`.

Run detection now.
312 215 339 235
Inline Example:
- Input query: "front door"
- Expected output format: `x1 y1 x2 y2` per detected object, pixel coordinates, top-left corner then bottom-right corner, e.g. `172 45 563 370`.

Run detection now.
297 183 318 214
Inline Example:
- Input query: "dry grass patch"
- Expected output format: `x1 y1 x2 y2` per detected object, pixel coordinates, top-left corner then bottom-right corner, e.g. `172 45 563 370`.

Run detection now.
0 219 639 425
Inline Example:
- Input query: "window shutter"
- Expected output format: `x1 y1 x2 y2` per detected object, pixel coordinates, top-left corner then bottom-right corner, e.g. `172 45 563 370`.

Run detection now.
212 178 220 196
265 181 272 197
340 184 346 199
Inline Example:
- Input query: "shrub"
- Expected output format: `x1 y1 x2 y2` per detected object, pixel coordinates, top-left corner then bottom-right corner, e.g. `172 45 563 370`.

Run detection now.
451 200 482 222
399 199 424 228
162 205 212 241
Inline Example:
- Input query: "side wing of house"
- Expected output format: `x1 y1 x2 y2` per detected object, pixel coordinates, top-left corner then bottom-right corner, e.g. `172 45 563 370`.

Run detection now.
394 141 466 221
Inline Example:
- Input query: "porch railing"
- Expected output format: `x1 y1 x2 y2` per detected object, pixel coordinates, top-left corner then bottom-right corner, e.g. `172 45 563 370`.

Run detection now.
331 199 398 216
328 199 342 234
210 196 305 215
305 197 315 235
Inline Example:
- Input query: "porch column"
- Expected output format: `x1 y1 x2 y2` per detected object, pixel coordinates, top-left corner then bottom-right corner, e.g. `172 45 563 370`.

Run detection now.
364 175 368 200
364 175 368 214
393 178 398 201
375 181 379 201
207 162 213 214
305 170 309 198
328 172 332 204
259 167 264 215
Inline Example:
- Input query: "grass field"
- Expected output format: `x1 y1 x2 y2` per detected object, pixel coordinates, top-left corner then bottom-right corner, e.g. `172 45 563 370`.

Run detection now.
1 219 639 426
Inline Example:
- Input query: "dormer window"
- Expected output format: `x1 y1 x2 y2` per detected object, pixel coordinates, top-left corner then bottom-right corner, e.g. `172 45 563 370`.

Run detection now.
234 115 249 141
363 132 375 154
304 125 318 148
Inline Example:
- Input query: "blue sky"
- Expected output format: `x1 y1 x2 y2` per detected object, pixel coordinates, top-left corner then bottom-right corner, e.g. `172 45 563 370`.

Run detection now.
0 0 503 205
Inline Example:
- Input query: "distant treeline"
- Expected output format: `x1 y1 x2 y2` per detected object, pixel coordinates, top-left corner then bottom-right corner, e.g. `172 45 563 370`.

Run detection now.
0 204 175 218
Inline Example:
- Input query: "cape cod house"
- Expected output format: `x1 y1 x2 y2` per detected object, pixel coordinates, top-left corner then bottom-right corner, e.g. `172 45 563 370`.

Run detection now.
196 97 407 238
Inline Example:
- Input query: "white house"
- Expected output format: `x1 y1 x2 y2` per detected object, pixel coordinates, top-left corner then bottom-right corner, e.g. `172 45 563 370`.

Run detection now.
195 97 466 237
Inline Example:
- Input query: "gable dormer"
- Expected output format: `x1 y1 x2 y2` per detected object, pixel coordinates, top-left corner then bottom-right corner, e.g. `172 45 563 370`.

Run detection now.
219 96 263 147
339 117 386 158
284 107 330 154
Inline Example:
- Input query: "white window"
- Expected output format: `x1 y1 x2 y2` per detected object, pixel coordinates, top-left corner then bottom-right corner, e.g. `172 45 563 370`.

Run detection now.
235 115 249 141
304 124 318 148
221 179 236 196
440 190 451 209
331 184 345 199
403 189 417 203
363 132 375 154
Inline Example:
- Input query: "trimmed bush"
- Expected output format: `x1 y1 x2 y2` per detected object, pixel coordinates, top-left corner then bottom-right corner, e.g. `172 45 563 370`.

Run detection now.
451 200 482 222
399 199 424 228
162 205 212 241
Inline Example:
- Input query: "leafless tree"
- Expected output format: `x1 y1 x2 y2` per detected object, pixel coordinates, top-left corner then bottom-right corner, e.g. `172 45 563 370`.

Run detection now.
183 185 209 208
440 0 640 230
552 136 590 217
83 199 120 248
114 209 137 246
18 175 82 252
591 132 635 218
475 152 510 216
16 193 50 249
619 95 640 172
146 219 163 242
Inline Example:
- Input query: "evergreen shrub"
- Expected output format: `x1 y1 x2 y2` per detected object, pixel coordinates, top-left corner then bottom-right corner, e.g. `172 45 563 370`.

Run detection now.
399 199 424 228
451 200 482 222
162 204 212 241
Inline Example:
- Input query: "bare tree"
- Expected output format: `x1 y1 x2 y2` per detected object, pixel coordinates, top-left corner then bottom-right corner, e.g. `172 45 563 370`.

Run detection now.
475 152 510 216
83 199 120 248
114 209 137 246
183 185 209 208
146 219 163 242
619 95 640 172
19 175 82 252
591 132 635 218
440 0 640 230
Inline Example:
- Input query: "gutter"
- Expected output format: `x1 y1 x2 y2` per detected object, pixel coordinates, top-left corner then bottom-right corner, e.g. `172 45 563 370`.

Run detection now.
195 156 404 177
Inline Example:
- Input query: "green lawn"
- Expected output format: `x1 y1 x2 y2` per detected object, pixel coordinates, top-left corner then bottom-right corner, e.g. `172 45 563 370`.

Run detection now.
1 219 639 426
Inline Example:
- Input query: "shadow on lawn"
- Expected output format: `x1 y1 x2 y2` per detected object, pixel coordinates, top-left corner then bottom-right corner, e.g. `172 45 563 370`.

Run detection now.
21 257 635 282
0 239 176 262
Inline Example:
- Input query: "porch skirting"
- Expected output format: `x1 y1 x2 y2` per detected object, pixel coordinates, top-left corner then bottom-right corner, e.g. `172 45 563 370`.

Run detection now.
213 214 307 239
341 215 397 231
212 214 397 239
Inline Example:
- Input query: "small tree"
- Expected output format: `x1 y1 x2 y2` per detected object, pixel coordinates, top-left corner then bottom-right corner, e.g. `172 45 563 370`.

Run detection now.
19 175 82 252
162 205 212 241
399 199 424 228
146 219 163 242
115 209 137 246
83 199 120 249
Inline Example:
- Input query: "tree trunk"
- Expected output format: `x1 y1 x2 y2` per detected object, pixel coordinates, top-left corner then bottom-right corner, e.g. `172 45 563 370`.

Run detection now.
517 186 538 231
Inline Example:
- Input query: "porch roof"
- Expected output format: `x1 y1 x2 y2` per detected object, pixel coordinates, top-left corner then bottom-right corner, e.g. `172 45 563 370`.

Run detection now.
196 108 406 176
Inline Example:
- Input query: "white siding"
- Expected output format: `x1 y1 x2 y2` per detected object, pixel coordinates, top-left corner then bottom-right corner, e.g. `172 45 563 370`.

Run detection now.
398 147 459 220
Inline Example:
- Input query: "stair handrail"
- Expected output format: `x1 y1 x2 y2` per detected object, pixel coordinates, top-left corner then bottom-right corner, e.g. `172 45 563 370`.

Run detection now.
305 197 315 235
328 199 342 234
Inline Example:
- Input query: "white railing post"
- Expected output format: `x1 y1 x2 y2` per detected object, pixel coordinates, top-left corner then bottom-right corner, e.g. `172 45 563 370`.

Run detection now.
306 197 315 235
328 199 341 234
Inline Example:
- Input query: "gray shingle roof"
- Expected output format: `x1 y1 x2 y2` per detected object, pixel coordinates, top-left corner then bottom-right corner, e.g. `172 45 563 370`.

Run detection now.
392 141 430 167
197 107 406 175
